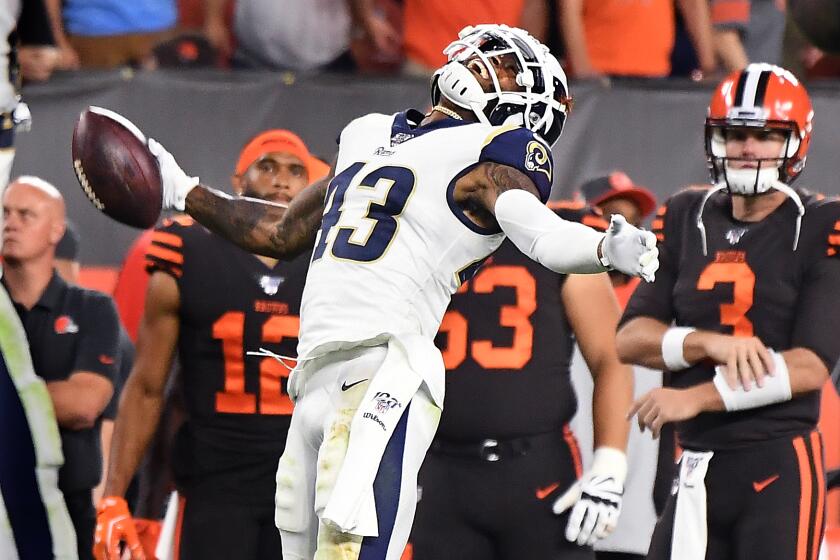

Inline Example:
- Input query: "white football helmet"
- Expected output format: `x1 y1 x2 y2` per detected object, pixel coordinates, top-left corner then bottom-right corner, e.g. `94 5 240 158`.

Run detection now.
431 24 571 146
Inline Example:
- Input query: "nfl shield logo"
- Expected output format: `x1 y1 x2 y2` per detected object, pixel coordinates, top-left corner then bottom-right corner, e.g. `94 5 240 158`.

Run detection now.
373 391 402 414
259 275 285 296
725 227 748 245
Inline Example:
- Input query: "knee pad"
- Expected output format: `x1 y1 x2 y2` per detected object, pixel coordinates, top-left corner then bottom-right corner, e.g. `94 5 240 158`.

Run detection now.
275 445 309 533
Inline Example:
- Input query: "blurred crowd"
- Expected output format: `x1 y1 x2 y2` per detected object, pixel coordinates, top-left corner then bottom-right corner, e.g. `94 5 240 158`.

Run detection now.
16 0 840 84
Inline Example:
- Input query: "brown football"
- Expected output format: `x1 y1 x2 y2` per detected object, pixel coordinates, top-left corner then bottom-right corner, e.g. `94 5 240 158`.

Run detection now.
72 107 162 229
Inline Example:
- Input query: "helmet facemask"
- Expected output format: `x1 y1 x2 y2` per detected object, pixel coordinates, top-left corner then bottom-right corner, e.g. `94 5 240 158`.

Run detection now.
705 120 799 196
431 25 571 146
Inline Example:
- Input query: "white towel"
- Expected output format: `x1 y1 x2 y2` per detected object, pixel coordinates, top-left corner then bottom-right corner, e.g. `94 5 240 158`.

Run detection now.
671 450 713 560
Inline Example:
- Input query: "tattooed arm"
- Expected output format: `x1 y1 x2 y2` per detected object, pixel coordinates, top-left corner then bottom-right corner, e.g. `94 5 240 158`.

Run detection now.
184 174 331 259
453 162 541 229
455 161 612 273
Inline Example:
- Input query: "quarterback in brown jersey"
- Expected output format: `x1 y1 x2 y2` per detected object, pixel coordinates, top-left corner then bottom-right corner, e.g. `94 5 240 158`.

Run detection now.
618 64 840 560
93 130 328 560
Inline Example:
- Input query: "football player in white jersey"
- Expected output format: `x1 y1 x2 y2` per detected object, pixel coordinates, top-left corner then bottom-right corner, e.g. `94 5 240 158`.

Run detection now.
112 25 658 560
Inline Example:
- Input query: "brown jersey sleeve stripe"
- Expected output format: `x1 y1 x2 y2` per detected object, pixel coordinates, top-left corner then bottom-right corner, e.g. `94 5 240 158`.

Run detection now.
151 231 184 248
146 244 184 265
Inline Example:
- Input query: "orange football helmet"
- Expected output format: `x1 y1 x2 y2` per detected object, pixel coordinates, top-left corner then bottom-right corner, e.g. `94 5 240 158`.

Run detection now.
705 63 813 192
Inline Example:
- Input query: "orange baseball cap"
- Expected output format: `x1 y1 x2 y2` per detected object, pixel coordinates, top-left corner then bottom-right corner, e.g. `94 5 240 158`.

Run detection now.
235 130 329 182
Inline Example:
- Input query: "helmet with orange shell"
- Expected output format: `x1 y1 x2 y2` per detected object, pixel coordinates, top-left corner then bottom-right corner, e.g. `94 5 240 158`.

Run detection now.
705 63 813 194
698 64 813 255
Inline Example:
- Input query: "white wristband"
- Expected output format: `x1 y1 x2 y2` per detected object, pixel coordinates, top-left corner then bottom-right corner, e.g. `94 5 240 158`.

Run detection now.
661 327 696 371
712 350 792 411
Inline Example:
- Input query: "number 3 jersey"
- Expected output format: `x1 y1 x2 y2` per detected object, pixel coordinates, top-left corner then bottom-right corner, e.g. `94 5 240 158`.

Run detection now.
297 109 554 365
622 187 840 450
145 215 310 501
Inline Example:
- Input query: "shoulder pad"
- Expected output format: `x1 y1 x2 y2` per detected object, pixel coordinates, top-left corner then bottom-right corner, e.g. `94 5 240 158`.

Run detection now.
479 126 553 203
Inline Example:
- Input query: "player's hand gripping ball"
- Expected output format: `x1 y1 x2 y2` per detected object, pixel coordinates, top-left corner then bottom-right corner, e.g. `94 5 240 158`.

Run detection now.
72 106 162 228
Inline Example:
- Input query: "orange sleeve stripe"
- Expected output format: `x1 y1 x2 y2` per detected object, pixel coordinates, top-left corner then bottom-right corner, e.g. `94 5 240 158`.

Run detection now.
829 234 840 245
547 199 585 210
656 233 665 242
582 215 608 230
152 231 183 248
652 219 664 230
711 0 750 23
656 205 667 216
833 220 840 229
828 248 837 257
811 432 825 560
169 215 195 227
144 258 182 277
793 435 812 560
146 244 184 265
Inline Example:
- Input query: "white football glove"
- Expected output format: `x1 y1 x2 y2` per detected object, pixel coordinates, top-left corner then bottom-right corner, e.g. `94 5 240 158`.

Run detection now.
553 447 626 546
601 214 659 282
147 138 199 211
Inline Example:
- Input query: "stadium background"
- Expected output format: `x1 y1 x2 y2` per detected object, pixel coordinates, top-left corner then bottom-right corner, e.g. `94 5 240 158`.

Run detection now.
11 63 840 554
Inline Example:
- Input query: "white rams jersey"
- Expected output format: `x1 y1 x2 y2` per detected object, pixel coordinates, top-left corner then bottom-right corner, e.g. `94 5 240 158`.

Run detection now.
296 109 554 360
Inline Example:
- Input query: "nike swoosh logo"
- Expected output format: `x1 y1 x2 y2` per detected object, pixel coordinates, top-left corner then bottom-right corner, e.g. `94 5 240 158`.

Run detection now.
341 379 368 391
536 482 560 500
753 474 780 493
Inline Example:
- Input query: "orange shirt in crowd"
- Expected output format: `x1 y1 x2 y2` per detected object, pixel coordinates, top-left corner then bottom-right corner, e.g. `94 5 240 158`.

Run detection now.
403 0 525 71
583 0 674 77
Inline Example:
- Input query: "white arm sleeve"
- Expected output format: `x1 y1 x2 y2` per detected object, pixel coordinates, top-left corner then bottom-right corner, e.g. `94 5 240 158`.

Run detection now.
494 189 608 274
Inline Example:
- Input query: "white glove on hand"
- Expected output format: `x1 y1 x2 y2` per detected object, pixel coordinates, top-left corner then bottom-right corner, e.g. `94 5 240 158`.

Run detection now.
147 138 199 211
601 214 659 282
553 447 626 546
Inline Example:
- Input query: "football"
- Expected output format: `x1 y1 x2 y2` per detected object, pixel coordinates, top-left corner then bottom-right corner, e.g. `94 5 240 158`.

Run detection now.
72 106 162 229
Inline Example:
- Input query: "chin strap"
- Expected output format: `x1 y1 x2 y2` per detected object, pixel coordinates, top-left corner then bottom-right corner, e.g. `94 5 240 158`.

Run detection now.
769 180 805 251
696 184 727 257
696 181 805 256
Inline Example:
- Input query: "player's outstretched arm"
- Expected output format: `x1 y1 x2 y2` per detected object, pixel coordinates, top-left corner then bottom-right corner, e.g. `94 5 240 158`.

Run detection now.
185 178 328 259
455 162 659 280
150 138 330 259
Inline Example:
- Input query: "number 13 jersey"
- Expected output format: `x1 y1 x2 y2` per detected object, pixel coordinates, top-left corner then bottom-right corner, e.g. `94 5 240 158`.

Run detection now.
297 109 554 362
622 187 840 450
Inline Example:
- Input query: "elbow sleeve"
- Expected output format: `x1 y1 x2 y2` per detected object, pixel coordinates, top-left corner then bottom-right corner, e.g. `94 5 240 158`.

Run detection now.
494 189 606 274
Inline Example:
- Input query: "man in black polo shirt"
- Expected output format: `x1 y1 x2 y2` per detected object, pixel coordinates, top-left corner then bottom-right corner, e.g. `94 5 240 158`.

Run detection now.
2 176 120 560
